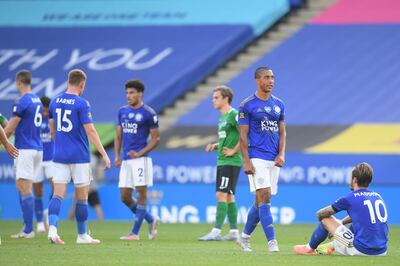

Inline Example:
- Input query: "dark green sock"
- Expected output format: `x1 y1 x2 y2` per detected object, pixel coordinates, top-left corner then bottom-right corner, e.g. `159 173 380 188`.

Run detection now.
214 202 228 229
227 202 238 229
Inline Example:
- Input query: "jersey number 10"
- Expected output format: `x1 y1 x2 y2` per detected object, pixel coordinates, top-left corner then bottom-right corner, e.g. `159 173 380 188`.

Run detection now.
55 108 73 132
363 199 388 224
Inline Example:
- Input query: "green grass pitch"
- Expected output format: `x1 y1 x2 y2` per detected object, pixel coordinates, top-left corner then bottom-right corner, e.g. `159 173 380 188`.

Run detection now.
0 221 398 265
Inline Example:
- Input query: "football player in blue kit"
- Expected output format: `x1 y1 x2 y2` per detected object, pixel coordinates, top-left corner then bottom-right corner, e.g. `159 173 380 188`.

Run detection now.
294 162 388 256
237 67 286 252
47 69 111 245
32 96 54 233
114 80 160 241
5 70 43 239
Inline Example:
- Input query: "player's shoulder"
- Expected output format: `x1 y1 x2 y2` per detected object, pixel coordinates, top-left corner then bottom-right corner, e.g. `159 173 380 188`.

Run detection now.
229 108 239 118
271 94 285 106
239 94 256 108
118 105 130 113
142 104 157 116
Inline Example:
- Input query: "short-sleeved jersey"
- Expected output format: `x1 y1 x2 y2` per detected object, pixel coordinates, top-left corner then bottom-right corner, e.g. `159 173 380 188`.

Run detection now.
238 94 285 161
12 93 43 150
40 115 54 162
118 104 158 161
332 189 388 255
217 108 242 166
49 93 93 164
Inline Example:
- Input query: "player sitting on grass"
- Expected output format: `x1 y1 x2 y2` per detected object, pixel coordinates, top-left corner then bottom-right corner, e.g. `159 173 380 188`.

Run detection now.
294 162 388 256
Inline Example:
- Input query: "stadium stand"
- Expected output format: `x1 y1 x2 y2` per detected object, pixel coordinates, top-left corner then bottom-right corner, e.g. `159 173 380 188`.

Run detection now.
176 0 400 153
0 0 289 122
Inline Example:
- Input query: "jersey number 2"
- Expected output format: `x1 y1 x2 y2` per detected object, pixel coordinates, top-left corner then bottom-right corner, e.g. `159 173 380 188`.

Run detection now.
55 108 73 132
363 199 387 224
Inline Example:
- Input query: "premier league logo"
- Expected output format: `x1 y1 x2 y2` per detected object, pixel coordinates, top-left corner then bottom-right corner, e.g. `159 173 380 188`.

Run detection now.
264 106 272 113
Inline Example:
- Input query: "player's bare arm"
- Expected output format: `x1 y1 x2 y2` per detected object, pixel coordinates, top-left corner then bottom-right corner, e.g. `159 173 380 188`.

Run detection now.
239 124 254 175
341 215 352 225
49 118 55 140
84 123 111 169
114 125 122 167
274 121 286 167
205 143 218 152
4 116 21 138
0 126 18 158
128 127 160 159
316 205 336 221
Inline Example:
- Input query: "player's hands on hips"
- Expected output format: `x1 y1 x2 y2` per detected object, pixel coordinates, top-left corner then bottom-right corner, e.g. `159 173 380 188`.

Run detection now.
114 156 122 168
128 150 140 159
222 147 235 157
5 141 18 159
205 143 216 152
274 154 285 167
243 159 255 175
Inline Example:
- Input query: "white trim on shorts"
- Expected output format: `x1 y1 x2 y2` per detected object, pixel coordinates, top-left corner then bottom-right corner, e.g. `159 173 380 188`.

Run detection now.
248 158 280 194
14 149 42 181
34 160 54 183
332 225 387 256
52 162 92 187
118 157 153 188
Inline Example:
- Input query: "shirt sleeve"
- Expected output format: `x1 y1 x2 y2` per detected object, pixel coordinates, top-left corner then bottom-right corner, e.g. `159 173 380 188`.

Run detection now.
116 109 122 126
148 111 159 129
79 99 93 125
331 195 349 213
12 97 28 118
279 103 285 122
238 103 250 125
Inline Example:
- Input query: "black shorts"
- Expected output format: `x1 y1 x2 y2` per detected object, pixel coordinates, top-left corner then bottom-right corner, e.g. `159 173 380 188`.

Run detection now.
88 190 100 207
216 165 241 194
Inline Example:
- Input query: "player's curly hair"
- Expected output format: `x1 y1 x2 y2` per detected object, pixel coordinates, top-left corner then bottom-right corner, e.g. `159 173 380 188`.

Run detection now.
125 80 144 93
352 162 373 187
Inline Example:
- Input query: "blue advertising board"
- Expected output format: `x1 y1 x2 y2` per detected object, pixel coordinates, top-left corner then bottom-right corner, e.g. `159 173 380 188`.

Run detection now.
0 183 398 224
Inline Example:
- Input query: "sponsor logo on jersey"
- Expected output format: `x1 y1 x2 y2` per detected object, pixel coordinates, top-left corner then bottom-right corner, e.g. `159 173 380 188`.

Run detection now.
261 117 278 132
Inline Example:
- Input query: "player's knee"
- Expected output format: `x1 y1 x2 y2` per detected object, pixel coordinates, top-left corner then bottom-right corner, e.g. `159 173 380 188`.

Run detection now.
120 194 131 205
227 194 235 203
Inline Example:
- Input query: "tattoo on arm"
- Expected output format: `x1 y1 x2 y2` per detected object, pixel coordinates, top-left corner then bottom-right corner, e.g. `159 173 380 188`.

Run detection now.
316 206 336 221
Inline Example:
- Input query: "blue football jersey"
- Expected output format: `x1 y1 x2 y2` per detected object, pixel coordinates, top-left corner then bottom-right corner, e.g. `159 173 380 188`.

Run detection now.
332 189 388 255
40 115 54 162
238 94 285 161
117 104 158 160
12 93 43 150
49 93 93 163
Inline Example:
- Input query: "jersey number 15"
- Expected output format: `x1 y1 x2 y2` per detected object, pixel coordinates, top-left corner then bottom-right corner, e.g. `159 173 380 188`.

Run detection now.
55 108 73 132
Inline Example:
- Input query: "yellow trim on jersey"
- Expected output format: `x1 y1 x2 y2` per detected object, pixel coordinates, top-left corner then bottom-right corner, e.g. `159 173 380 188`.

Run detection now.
306 124 400 154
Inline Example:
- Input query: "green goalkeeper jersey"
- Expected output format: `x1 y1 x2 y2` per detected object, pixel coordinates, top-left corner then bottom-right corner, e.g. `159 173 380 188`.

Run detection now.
217 108 242 166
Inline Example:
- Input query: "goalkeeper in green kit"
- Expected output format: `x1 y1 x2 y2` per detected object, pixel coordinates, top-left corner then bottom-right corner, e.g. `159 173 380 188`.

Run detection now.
199 85 242 241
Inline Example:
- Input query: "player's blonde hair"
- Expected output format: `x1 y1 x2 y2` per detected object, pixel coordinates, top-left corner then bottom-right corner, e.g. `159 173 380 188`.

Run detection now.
68 69 87 86
213 85 233 104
